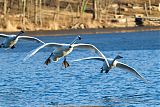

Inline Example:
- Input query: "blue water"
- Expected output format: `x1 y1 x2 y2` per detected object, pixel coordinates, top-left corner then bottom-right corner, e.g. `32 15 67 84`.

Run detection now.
0 31 160 107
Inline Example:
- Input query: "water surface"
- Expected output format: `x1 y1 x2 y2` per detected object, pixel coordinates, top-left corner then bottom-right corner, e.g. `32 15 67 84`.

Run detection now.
0 31 160 106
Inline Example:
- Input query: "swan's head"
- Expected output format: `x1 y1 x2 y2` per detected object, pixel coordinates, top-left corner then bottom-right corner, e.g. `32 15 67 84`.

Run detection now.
115 55 123 60
16 31 24 36
78 35 81 40
20 31 24 34
70 35 82 45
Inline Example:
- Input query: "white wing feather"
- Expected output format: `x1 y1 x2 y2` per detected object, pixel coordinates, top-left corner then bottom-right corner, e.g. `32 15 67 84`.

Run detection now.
0 34 9 38
23 43 66 61
115 61 147 82
72 44 110 67
18 36 45 44
73 57 104 62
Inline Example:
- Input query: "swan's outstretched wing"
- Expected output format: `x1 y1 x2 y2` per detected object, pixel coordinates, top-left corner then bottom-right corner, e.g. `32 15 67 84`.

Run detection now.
0 34 16 38
18 36 45 44
23 43 66 61
0 34 9 38
73 44 109 66
73 44 98 52
115 61 147 82
73 57 105 62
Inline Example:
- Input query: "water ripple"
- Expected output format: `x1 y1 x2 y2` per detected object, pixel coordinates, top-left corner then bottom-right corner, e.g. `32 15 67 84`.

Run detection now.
0 31 160 106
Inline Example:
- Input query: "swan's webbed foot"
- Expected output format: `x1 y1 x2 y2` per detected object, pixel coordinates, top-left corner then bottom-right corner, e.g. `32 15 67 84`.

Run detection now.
11 45 15 49
45 53 53 65
45 57 51 65
62 57 70 68
105 70 109 73
62 60 70 68
100 67 103 73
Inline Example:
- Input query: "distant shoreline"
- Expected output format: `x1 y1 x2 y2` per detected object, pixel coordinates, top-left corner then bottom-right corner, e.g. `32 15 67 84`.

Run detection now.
0 26 160 36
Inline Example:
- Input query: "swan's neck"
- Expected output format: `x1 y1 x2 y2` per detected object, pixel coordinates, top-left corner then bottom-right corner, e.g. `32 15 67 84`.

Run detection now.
111 59 117 66
16 31 24 38
49 53 53 58
111 55 123 66
70 35 81 45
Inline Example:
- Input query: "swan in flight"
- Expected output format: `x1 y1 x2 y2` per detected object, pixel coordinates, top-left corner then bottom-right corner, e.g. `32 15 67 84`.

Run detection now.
24 35 110 68
73 55 147 82
0 31 45 49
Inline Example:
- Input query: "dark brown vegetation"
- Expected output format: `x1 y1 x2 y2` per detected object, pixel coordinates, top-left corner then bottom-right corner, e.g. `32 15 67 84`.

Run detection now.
0 0 160 32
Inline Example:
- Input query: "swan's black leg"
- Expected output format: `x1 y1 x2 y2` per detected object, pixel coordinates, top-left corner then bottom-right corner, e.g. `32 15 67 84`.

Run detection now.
62 57 70 68
45 53 53 65
11 45 15 49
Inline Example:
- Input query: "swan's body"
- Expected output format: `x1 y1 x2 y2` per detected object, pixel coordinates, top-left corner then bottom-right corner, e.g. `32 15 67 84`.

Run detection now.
24 36 110 68
0 31 45 49
73 55 146 82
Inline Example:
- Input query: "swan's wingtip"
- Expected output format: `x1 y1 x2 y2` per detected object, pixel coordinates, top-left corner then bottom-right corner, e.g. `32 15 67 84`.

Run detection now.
23 56 30 62
23 58 27 62
143 78 149 84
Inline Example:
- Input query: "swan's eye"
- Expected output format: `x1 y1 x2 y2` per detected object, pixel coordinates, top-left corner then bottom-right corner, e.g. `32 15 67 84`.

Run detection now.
69 46 72 48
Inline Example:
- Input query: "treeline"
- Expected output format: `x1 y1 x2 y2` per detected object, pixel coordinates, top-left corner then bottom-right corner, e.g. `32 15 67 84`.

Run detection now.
0 0 159 31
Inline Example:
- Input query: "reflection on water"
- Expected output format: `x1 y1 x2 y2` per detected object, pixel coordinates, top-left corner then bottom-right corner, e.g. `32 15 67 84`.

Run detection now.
0 31 160 106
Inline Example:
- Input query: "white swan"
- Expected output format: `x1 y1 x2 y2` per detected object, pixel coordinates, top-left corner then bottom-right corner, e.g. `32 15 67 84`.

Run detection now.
73 55 147 82
0 31 45 49
24 35 110 68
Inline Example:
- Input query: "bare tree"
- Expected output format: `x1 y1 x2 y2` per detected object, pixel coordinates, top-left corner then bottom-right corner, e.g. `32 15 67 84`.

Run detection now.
92 0 97 20
34 0 38 24
149 0 152 15
3 0 7 15
22 0 26 25
56 0 60 21
39 0 42 26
